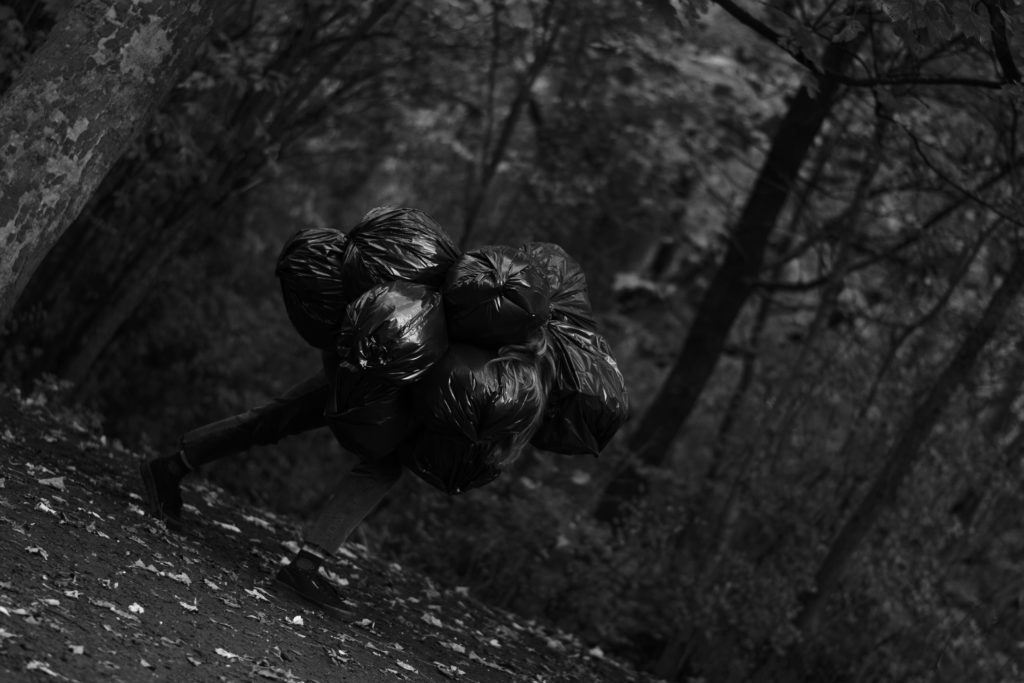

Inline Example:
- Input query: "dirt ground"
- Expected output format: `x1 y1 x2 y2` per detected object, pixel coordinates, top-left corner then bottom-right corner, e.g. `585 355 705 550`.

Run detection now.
0 386 654 682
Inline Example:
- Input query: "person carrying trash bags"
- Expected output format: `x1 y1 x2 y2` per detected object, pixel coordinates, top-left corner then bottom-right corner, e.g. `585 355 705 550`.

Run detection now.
140 206 629 615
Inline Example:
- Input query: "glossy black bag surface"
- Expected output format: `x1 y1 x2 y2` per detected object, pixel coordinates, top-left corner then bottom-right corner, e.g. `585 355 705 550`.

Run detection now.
518 241 596 329
398 430 503 495
325 362 418 459
530 320 629 456
412 343 545 443
276 227 349 349
443 245 550 347
336 281 447 385
340 207 459 298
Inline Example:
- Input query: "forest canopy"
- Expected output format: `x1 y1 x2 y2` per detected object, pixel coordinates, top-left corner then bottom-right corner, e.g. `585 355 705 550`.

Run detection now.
2 0 1024 680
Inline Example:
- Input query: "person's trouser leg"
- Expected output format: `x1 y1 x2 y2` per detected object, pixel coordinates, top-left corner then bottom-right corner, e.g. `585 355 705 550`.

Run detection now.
303 453 403 553
141 368 331 526
180 371 330 468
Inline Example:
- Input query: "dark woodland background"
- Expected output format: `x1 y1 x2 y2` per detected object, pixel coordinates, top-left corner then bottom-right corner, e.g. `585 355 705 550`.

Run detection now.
3 1 1024 680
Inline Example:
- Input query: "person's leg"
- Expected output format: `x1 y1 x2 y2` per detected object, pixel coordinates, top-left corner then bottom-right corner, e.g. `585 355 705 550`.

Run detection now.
303 454 404 552
275 453 404 611
181 371 330 468
140 371 330 526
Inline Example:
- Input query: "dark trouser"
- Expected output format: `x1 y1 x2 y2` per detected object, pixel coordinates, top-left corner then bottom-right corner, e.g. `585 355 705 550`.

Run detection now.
178 366 403 553
180 372 331 469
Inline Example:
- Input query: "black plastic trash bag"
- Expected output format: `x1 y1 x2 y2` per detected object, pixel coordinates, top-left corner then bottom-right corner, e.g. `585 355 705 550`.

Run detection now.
530 320 629 456
413 343 546 444
336 281 447 385
518 241 596 329
325 362 418 459
340 207 459 298
398 430 505 495
275 227 349 349
443 245 550 347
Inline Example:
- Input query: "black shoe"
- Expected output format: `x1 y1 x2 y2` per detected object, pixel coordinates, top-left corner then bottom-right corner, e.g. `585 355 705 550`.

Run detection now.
274 563 352 616
139 457 184 528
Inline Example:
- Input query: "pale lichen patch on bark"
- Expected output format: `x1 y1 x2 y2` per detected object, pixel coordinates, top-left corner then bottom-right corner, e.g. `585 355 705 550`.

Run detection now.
92 27 120 66
66 118 90 142
119 18 171 82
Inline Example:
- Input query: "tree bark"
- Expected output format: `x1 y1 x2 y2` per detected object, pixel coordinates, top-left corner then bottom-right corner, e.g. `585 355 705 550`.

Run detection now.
794 248 1024 632
0 0 227 325
594 32 865 523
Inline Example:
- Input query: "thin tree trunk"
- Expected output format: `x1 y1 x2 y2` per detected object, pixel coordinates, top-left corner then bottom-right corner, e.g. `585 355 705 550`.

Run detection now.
794 248 1024 632
459 4 563 248
594 32 866 523
0 0 229 324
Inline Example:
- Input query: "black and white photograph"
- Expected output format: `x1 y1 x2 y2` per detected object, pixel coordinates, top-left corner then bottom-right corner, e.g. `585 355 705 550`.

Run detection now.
1 1 1023 681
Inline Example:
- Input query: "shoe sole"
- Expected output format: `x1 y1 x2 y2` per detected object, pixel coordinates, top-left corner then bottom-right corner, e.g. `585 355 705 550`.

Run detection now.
138 461 183 532
271 577 355 619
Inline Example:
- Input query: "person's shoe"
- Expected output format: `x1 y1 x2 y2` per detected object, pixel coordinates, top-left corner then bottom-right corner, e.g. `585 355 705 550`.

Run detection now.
139 456 184 529
274 562 353 616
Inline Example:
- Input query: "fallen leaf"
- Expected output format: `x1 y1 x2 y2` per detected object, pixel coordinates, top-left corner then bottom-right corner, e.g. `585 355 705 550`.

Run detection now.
244 587 270 602
488 638 500 648
38 476 66 491
34 500 58 516
215 647 239 659
25 661 59 677
63 590 80 599
241 514 274 531
179 600 198 612
132 559 159 573
86 522 110 539
211 520 241 533
434 661 467 678
396 660 417 673
68 644 84 655
25 546 49 561
128 603 144 614
287 615 304 626
0 628 17 641
186 655 202 666
588 645 604 658
89 598 139 621
421 613 443 628
204 579 220 591
140 658 153 669
321 568 349 587
38 598 60 607
166 572 192 586
335 546 358 560
441 641 466 654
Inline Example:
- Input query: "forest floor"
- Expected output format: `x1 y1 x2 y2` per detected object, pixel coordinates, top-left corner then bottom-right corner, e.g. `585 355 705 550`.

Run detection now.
0 386 653 683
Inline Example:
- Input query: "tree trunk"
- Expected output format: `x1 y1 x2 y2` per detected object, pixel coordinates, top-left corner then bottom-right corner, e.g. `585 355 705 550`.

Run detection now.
794 248 1024 632
0 0 228 325
594 34 865 523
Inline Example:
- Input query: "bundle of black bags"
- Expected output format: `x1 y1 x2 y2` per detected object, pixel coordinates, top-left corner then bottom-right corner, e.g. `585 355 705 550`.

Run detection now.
276 207 629 494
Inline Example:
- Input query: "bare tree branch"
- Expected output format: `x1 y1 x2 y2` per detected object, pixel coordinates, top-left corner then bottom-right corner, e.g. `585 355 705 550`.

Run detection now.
712 0 1009 89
